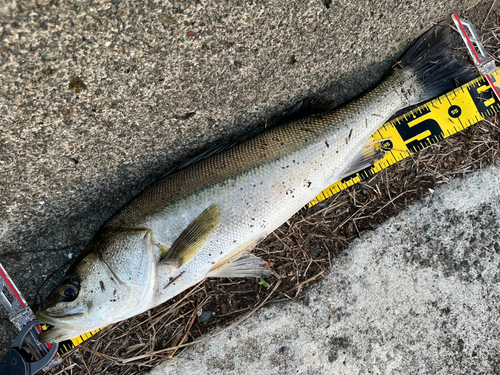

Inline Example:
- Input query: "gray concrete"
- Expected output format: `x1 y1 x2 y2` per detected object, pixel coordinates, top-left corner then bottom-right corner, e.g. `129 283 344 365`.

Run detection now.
0 0 489 354
151 164 500 375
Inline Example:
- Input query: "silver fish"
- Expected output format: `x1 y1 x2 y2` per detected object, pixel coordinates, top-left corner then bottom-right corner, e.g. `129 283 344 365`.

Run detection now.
37 26 474 343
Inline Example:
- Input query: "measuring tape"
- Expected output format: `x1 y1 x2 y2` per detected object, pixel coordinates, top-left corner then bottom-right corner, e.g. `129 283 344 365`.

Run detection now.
305 67 500 209
42 326 103 356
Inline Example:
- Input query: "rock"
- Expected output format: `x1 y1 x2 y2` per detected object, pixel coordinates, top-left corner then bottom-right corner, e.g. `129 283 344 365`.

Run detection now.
199 311 212 323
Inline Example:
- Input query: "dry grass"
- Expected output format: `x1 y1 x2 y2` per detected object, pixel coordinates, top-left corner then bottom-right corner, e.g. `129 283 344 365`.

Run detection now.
49 20 500 375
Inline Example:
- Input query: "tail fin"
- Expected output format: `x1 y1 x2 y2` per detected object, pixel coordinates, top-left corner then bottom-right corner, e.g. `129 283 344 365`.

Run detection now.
401 25 477 105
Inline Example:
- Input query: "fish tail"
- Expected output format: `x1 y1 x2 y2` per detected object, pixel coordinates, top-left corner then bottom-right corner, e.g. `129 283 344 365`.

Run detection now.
401 25 477 105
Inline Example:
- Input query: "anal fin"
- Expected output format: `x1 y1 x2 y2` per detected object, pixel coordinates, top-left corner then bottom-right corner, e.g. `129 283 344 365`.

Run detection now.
207 253 273 278
207 234 271 278
340 138 385 179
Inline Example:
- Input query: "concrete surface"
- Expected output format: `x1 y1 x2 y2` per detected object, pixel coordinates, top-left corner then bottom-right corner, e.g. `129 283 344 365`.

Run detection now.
0 0 491 355
150 164 500 375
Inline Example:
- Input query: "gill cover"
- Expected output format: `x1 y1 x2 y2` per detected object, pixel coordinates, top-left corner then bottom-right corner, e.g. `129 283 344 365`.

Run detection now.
38 228 157 343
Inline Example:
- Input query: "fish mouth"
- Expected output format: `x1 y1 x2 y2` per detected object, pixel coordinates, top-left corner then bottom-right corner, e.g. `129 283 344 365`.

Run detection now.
37 305 88 326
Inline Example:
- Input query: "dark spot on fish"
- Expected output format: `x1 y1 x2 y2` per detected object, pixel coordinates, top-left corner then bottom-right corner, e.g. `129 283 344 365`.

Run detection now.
323 0 332 8
100 281 105 291
325 140 329 148
164 271 185 289
307 181 312 188
113 290 116 296
348 129 353 141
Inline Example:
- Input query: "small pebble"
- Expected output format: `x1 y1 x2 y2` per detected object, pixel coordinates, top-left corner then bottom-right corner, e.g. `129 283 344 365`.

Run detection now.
199 311 212 323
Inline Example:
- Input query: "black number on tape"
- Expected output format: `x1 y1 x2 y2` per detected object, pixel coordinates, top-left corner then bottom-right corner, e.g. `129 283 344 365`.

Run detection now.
394 107 444 152
467 78 500 118
448 105 462 118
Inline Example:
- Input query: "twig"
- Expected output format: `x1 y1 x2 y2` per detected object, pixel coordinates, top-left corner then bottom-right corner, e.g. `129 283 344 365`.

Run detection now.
482 0 498 29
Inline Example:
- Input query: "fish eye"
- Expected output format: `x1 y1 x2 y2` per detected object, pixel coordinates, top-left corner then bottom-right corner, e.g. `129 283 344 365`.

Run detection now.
59 277 80 300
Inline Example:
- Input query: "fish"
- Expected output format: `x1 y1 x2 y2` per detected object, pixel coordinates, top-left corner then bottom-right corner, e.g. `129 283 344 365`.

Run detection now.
37 26 475 343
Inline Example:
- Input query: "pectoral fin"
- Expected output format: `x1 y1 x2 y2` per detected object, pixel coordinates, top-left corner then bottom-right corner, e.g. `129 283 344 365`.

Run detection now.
162 204 221 267
340 139 386 179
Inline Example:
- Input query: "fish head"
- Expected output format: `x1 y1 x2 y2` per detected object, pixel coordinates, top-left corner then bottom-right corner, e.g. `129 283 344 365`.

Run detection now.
37 228 157 343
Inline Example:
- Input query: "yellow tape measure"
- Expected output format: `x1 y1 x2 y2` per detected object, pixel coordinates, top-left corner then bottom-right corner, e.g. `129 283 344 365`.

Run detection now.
47 68 500 356
39 324 103 356
305 67 500 209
